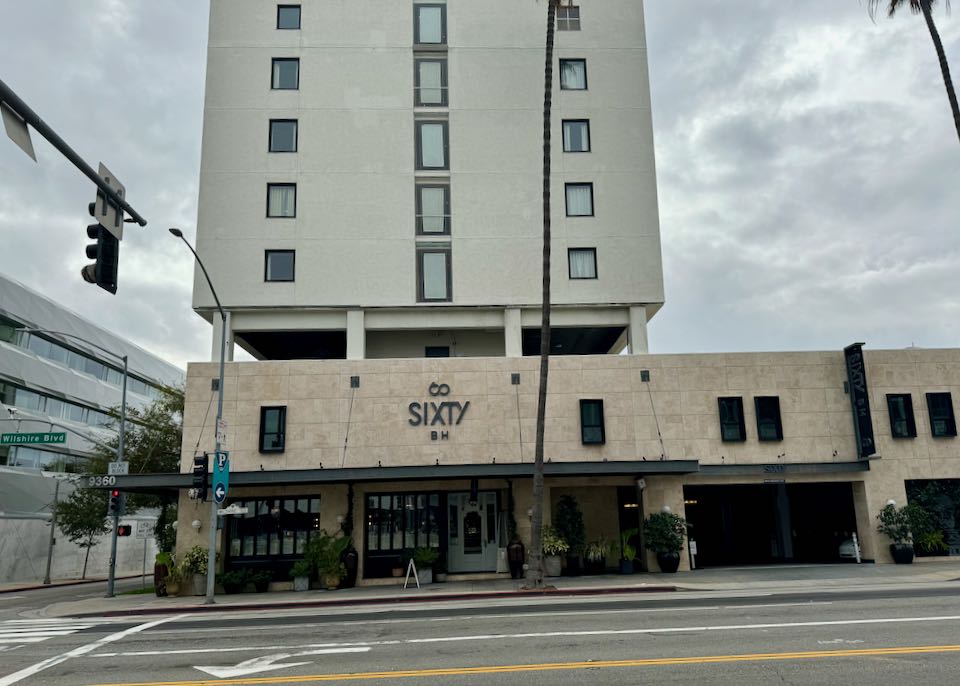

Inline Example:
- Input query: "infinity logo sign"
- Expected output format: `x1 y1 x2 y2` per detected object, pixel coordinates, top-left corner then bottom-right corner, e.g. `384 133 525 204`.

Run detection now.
428 382 451 396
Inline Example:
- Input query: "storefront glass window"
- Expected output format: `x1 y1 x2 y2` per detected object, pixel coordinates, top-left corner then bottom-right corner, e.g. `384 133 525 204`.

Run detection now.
226 495 321 561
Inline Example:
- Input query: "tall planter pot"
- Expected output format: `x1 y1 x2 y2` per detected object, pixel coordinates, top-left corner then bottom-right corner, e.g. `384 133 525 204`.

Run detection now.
544 555 562 577
890 543 915 564
656 551 681 574
190 573 206 596
153 564 169 597
340 548 359 589
507 539 526 580
619 559 634 575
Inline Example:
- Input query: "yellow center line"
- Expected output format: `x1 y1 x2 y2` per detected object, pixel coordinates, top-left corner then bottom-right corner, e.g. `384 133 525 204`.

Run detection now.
85 644 960 686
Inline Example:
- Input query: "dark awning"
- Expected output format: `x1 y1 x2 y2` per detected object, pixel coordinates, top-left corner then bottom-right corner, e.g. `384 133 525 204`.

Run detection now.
105 459 701 493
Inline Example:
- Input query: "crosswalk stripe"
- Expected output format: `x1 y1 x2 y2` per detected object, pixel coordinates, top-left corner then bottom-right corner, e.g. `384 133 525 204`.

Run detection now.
0 619 100 645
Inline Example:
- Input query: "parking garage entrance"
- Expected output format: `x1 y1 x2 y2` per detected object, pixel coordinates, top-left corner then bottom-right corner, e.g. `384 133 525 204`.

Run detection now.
683 482 858 567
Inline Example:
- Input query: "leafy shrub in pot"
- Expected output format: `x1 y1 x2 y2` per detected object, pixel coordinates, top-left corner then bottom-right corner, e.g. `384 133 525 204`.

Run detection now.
643 512 688 573
541 526 569 577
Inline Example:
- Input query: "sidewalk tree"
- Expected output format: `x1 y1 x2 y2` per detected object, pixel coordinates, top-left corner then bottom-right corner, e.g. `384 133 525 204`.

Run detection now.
868 0 960 143
84 389 184 557
527 0 562 589
53 488 109 579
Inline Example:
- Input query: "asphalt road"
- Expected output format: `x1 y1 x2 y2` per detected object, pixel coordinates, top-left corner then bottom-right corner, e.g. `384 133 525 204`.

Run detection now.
2 585 960 685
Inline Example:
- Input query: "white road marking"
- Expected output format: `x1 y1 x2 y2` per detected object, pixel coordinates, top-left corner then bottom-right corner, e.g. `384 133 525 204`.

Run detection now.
0 614 185 686
195 647 372 679
0 619 95 644
0 597 26 602
88 613 960 660
143 605 727 637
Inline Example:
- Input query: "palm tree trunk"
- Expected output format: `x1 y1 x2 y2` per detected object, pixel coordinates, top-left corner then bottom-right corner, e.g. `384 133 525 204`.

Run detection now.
921 0 960 143
526 0 559 588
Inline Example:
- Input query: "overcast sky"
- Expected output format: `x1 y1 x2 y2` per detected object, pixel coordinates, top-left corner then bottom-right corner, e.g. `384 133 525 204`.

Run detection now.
1 1 958 370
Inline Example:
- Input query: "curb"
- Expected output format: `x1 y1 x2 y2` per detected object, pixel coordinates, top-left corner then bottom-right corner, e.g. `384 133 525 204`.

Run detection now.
75 584 678 618
0 574 150 595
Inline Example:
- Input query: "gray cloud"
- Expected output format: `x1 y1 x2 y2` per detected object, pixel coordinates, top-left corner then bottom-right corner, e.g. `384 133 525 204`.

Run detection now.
0 1 958 369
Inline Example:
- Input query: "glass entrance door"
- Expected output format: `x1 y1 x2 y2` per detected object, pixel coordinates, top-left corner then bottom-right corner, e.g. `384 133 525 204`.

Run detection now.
447 492 499 573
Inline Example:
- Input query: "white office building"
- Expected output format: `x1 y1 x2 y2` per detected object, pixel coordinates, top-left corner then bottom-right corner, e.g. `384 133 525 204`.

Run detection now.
0 273 184 472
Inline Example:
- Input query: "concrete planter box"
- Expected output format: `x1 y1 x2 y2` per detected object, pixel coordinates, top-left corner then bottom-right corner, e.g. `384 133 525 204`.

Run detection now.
545 556 562 577
293 576 310 592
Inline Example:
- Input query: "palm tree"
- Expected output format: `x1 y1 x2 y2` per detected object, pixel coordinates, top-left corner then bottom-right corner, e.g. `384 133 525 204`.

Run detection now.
869 0 960 143
525 0 561 588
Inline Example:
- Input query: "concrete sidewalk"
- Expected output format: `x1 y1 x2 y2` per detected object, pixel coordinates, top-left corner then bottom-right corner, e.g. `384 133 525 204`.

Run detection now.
32 558 960 619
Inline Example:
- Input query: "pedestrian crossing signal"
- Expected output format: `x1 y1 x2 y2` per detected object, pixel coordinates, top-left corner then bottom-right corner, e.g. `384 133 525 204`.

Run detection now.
117 524 132 537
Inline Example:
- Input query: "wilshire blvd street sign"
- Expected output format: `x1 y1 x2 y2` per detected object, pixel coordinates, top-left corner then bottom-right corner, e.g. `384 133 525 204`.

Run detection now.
1 432 67 445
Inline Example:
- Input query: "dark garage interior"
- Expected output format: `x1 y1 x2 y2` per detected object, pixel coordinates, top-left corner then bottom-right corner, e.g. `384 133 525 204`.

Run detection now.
683 482 858 567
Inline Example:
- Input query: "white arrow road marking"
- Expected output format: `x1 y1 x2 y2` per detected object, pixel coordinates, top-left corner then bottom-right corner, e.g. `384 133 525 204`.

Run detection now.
0 614 185 686
194 647 371 679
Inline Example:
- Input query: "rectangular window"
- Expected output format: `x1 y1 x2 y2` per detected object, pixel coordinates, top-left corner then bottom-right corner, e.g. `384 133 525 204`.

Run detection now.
277 5 301 29
416 184 450 234
568 248 597 279
754 396 783 441
259 406 287 453
565 183 594 216
271 58 299 90
560 59 587 90
416 121 449 170
418 248 451 302
415 58 448 106
267 183 296 217
580 399 605 445
563 119 590 152
887 394 917 439
718 397 746 442
264 250 295 282
269 119 297 152
557 5 581 31
425 346 450 358
926 392 957 437
414 4 446 45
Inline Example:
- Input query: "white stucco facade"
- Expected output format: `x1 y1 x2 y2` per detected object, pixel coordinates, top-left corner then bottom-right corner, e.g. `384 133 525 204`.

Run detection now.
194 0 663 360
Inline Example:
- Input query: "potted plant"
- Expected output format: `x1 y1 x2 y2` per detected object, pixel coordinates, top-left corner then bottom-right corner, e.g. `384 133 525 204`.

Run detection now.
218 569 247 594
619 528 639 575
250 569 273 592
584 535 613 574
180 545 208 596
876 502 930 564
542 525 569 577
308 530 350 590
412 547 439 584
554 495 586 576
507 535 526 580
290 559 312 592
643 512 687 573
164 563 182 596
154 552 174 597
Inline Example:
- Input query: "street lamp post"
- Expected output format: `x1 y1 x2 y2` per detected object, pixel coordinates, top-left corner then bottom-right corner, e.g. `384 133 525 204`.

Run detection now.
170 227 226 605
16 328 128 596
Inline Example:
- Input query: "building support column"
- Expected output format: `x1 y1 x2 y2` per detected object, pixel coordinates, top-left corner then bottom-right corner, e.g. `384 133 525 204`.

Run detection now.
854 477 907 563
504 308 523 358
211 311 233 362
774 483 794 560
641 476 690 572
628 305 649 354
347 309 365 360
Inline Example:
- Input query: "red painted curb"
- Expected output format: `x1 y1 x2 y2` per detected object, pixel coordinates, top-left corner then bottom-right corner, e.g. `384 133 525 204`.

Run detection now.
77 584 677 618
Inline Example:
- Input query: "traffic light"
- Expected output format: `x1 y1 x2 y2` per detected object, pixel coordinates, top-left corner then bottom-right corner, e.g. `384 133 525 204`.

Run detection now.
107 489 124 517
117 524 132 537
81 197 120 294
192 454 209 501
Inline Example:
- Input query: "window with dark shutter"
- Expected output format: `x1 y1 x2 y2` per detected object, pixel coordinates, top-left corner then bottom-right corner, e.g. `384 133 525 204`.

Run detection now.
754 396 783 441
580 399 605 445
886 394 917 438
718 397 746 442
926 393 957 437
259 406 287 452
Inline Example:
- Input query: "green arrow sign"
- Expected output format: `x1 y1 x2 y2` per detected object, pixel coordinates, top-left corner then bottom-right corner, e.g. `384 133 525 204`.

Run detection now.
1 432 67 445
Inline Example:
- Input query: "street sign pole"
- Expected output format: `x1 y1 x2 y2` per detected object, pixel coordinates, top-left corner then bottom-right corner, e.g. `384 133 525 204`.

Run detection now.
106 354 128 599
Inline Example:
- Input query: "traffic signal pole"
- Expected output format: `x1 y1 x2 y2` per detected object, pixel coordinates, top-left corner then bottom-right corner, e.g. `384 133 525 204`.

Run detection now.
0 78 147 227
105 354 127 598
